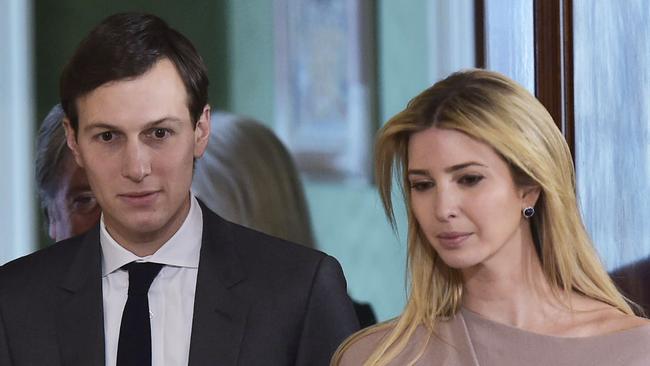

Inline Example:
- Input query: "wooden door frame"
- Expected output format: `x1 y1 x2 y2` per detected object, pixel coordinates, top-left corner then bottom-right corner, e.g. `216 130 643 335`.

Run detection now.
534 0 575 156
474 0 575 156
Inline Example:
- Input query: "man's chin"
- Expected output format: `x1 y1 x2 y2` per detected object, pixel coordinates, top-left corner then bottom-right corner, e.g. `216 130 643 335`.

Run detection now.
106 215 165 241
125 220 164 237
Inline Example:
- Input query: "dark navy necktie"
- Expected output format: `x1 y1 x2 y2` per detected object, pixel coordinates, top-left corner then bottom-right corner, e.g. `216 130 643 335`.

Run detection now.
116 262 163 366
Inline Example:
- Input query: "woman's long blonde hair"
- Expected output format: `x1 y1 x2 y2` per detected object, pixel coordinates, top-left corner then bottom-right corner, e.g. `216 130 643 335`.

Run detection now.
332 69 633 365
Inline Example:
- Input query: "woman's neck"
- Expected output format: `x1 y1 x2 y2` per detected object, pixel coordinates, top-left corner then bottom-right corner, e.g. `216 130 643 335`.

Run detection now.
460 237 567 330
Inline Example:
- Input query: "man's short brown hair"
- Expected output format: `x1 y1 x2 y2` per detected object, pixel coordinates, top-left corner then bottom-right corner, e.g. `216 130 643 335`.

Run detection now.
60 12 209 133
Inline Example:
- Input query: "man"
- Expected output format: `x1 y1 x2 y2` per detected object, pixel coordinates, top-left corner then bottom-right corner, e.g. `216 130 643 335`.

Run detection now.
0 13 359 366
35 104 101 241
37 106 377 330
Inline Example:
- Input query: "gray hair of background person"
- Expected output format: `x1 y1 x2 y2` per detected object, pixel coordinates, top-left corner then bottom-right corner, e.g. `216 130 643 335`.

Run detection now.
35 104 68 222
192 112 316 249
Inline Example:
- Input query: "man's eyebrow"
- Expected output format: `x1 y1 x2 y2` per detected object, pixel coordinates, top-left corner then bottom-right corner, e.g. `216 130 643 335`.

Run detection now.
83 122 114 133
83 117 185 133
407 162 487 176
142 117 184 128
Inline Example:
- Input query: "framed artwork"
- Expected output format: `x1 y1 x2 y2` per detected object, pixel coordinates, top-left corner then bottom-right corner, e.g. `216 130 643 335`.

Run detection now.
274 0 375 182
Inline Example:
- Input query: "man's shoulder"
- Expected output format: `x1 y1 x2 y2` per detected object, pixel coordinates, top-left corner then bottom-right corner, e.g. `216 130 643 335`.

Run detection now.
233 223 325 262
203 207 328 268
201 208 349 313
0 234 89 290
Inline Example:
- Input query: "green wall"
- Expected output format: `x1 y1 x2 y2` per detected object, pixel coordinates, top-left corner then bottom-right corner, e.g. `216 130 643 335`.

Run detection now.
226 1 275 124
35 0 433 322
35 0 229 124
377 0 430 123
224 0 433 321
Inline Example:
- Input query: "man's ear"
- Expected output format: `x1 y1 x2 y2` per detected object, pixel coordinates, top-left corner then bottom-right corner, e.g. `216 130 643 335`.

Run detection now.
193 104 211 159
62 117 84 168
521 185 541 209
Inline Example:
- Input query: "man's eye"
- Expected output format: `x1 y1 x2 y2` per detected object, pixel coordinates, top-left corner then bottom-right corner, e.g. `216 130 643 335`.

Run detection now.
153 128 169 139
100 131 113 142
458 175 484 186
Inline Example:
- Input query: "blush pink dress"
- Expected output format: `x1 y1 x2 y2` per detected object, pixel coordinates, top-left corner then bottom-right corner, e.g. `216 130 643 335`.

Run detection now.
338 308 650 365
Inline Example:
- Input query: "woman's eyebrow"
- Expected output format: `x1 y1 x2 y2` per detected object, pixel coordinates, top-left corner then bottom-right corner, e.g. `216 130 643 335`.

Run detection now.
443 161 486 173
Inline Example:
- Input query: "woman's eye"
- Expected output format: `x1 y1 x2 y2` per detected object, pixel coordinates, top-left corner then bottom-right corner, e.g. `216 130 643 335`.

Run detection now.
100 131 113 142
458 175 484 186
410 181 434 191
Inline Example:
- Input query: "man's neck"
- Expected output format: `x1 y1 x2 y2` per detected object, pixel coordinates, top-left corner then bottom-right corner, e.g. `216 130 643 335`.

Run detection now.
103 196 192 257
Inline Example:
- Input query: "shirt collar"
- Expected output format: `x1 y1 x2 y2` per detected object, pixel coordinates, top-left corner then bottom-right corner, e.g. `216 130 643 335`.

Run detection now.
100 193 203 276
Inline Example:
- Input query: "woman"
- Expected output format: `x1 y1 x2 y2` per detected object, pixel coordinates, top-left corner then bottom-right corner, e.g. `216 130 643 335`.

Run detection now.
333 70 650 365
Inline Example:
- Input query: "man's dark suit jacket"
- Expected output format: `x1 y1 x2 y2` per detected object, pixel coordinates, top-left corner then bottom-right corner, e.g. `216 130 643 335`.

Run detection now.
0 204 360 365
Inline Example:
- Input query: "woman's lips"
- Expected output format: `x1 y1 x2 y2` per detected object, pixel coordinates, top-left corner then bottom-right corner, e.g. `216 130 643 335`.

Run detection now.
436 232 472 249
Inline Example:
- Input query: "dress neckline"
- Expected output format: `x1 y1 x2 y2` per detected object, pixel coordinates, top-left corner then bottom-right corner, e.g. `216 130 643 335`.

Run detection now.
460 306 650 341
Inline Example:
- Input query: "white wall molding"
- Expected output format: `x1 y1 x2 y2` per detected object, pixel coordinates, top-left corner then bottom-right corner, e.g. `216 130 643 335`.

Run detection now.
0 0 36 263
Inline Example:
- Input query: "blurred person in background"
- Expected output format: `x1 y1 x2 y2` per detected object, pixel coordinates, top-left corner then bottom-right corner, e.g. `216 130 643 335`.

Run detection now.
35 104 101 242
193 111 377 328
611 258 650 316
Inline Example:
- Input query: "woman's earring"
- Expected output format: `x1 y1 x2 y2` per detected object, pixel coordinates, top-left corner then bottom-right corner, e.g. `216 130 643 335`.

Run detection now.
523 207 535 218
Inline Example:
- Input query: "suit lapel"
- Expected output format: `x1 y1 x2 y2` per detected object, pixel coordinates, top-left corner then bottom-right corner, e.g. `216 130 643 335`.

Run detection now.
188 204 249 366
55 225 105 366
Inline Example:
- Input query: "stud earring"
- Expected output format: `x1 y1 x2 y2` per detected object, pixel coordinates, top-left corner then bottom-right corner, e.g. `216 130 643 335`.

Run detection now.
522 207 535 218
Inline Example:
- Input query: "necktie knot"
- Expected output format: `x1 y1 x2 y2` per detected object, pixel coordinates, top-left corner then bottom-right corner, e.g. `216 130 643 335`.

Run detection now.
123 262 163 295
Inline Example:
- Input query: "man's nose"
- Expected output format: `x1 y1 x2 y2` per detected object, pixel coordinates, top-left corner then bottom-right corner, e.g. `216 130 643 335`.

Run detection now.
121 141 151 182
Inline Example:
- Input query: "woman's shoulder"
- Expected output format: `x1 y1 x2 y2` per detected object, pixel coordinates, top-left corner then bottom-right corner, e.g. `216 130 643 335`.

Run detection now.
593 308 650 336
336 322 396 365
336 315 471 366
585 308 650 364
568 297 650 337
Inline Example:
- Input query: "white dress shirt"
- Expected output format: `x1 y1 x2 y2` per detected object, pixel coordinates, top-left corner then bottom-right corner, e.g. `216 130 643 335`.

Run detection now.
101 194 203 366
